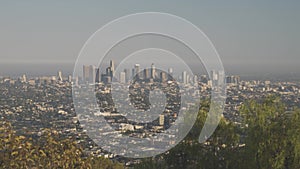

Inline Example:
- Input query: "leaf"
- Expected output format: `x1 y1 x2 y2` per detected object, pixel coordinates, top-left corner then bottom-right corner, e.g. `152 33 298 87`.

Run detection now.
39 150 47 157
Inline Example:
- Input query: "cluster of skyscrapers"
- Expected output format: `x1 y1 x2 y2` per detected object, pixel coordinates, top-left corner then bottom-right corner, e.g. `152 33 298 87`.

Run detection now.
82 61 170 84
82 60 115 84
81 60 238 86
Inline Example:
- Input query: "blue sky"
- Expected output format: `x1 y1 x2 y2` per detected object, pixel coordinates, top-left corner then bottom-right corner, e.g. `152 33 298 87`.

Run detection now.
0 0 299 74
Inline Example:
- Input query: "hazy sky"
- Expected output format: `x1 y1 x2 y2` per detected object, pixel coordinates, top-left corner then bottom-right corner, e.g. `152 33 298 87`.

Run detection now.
0 0 299 75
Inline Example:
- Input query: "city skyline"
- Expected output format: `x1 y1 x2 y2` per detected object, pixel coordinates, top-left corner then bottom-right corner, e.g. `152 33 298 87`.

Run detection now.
1 1 299 168
79 60 232 86
1 61 300 82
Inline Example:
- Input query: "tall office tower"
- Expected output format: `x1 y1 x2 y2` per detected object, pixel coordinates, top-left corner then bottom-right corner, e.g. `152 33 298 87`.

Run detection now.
134 64 140 78
102 76 111 84
193 75 198 84
210 70 219 88
88 65 96 83
234 76 241 84
57 71 63 81
131 68 135 79
160 72 167 82
211 70 218 81
124 69 130 82
143 69 150 79
226 76 232 84
68 75 72 83
119 72 126 84
182 71 187 84
75 76 79 86
134 64 140 74
168 68 173 76
106 67 112 77
22 74 27 83
110 60 115 76
217 70 225 85
151 63 156 78
227 75 240 85
95 68 100 83
83 65 90 82
159 114 165 126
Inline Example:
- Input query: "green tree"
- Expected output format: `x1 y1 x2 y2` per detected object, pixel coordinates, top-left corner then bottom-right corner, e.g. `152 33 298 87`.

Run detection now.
241 96 300 169
134 100 241 169
135 97 300 169
0 120 124 169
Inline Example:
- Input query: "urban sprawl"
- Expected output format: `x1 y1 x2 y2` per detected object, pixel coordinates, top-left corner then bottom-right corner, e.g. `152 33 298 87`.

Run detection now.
1 60 300 163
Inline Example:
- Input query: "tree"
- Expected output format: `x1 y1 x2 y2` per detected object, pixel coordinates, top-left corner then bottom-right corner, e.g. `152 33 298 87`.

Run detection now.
0 119 123 169
240 96 300 169
135 97 300 169
134 99 241 169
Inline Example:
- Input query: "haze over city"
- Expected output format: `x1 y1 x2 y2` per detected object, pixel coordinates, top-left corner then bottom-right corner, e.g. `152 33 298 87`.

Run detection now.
1 1 300 168
0 1 299 79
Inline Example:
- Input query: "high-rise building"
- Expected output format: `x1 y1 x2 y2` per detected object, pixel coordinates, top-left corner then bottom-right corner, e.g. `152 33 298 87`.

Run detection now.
99 60 116 84
68 75 72 83
134 64 140 79
160 72 167 82
57 71 63 81
151 63 156 78
131 68 135 79
74 76 79 86
159 114 165 126
226 76 232 84
187 74 190 84
22 74 27 83
226 75 240 84
83 65 90 82
235 76 241 84
168 68 173 76
101 66 112 84
124 69 130 82
119 72 126 84
134 64 140 73
89 65 96 83
110 60 115 76
193 75 198 84
211 70 218 81
143 69 150 79
106 67 110 76
102 75 111 84
95 68 100 83
182 71 187 84
210 70 220 87
218 70 225 85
